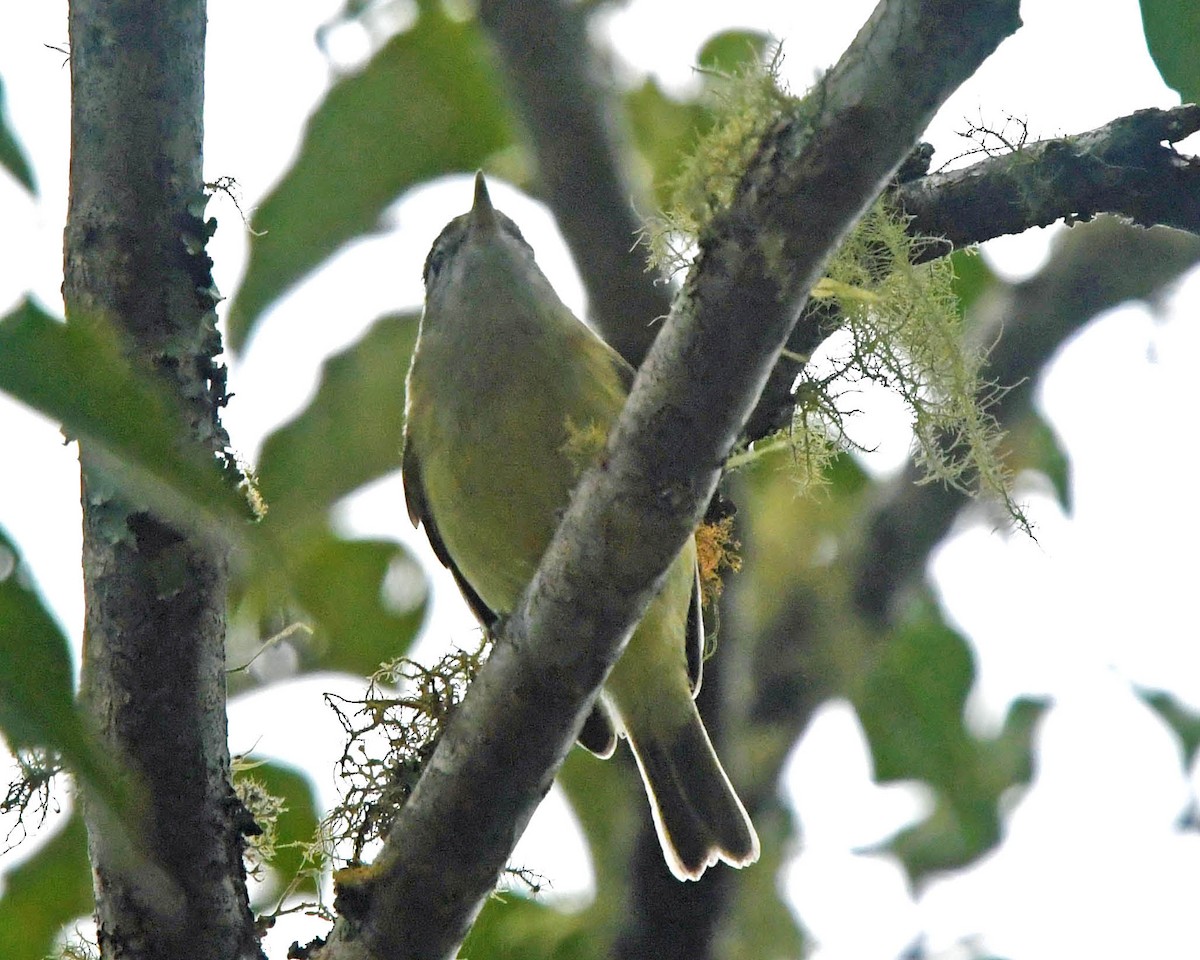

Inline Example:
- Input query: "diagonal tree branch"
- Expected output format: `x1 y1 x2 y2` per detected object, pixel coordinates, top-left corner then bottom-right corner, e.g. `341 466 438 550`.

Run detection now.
310 3 1021 959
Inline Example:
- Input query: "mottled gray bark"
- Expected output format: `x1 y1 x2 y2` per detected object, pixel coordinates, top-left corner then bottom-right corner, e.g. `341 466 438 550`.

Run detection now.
65 1 261 958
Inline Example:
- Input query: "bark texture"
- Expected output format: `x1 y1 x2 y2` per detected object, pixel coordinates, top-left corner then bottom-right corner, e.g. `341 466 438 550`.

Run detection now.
65 1 260 958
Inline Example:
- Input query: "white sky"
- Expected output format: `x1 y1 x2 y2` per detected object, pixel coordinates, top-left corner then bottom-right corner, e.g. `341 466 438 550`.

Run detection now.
3 1 1200 958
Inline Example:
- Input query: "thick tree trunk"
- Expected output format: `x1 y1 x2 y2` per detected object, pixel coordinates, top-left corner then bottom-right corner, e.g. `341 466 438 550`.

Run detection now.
63 1 260 957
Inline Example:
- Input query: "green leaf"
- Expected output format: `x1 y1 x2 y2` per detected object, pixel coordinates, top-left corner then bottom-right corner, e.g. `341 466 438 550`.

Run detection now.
1008 412 1072 513
0 529 79 756
226 9 513 351
557 748 642 897
855 602 1046 880
463 894 599 960
949 247 997 318
229 534 426 692
234 758 322 903
1140 0 1200 103
0 76 36 194
696 29 772 73
0 529 136 825
257 312 420 529
1139 688 1200 767
624 79 711 205
0 814 92 960
229 312 425 690
289 536 425 677
0 300 248 527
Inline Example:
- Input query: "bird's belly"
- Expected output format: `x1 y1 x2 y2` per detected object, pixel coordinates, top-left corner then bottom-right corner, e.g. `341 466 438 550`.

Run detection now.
418 396 581 614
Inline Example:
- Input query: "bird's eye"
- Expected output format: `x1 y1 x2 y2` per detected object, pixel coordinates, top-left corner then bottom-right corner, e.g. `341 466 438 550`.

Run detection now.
424 244 447 284
423 224 464 286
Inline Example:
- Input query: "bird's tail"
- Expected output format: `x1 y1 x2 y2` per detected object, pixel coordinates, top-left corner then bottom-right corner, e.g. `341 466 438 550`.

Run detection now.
623 704 760 881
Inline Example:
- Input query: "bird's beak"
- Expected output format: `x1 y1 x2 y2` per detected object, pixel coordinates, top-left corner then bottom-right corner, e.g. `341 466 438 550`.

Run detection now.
470 171 498 234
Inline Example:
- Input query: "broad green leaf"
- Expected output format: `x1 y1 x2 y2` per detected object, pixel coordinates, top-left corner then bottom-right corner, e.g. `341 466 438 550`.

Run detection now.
1005 412 1072 513
0 529 78 756
0 76 35 194
557 747 642 899
950 247 997 319
1140 0 1200 103
885 697 1042 880
463 894 599 960
227 9 513 351
0 300 248 527
0 814 92 960
1139 688 1200 767
234 758 322 903
229 533 425 691
288 536 425 676
859 609 974 788
856 603 1045 880
0 530 135 824
256 312 420 529
696 29 772 73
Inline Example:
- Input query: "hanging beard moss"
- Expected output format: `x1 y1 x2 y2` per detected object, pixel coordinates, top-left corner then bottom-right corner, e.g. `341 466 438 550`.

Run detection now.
648 47 1029 531
820 202 1029 531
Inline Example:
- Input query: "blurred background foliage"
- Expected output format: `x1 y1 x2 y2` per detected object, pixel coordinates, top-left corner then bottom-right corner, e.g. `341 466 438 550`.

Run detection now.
1 0 1199 958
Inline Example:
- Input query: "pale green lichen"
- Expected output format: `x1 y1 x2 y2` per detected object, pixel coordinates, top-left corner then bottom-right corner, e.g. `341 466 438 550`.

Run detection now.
645 44 794 277
251 639 552 920
821 202 1028 530
647 48 1028 529
232 765 286 881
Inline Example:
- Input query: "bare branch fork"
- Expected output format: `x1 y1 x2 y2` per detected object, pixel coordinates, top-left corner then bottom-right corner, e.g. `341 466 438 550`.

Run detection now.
311 2 1021 958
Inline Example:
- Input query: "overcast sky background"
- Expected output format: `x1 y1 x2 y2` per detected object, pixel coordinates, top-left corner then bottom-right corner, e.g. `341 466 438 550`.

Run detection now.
3 1 1200 958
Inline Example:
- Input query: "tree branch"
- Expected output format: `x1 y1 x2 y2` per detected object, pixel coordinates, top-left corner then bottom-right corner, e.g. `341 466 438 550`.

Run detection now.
312 3 1020 959
65 1 260 957
477 0 672 366
747 104 1200 442
902 104 1200 257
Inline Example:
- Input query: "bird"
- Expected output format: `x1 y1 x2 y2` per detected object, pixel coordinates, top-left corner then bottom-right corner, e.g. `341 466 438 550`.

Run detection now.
402 172 759 880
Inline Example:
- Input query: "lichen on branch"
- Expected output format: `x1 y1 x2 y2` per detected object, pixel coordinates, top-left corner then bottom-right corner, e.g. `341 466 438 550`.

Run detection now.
648 51 1027 529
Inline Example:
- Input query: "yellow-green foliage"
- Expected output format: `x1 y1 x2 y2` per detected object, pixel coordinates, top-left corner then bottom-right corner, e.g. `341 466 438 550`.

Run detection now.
649 49 1026 527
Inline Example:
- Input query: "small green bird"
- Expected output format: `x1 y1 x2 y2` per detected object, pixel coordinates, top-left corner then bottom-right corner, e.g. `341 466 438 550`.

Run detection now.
402 172 759 880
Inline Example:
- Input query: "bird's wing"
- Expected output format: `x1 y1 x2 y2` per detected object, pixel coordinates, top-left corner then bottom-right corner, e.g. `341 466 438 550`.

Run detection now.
403 428 618 756
402 431 497 629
